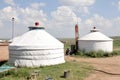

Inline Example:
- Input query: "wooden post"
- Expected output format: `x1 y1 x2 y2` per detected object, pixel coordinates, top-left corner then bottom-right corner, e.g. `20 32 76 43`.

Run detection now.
64 70 70 78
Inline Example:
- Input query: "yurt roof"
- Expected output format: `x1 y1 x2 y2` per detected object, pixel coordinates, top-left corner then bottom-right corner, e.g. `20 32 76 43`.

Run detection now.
10 27 63 49
79 29 113 41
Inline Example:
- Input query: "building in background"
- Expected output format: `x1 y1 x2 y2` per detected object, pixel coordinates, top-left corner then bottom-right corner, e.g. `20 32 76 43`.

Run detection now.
0 42 9 63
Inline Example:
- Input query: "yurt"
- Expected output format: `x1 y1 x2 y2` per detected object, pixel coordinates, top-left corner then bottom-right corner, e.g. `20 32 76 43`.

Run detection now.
9 22 65 67
78 27 113 52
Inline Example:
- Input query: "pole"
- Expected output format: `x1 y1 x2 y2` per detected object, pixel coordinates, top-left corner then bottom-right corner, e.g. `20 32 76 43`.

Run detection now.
12 17 15 41
75 24 79 52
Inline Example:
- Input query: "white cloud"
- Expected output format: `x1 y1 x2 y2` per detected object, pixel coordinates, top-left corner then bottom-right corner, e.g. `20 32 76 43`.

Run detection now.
108 17 120 36
60 0 95 14
113 1 120 11
51 6 77 23
114 17 120 24
0 0 120 39
0 6 19 21
0 5 47 38
60 0 95 6
47 6 81 38
39 2 46 7
112 2 116 6
0 21 3 27
4 0 15 6
50 6 81 26
85 14 112 28
0 6 47 26
83 14 120 36
118 1 120 11
19 7 47 26
30 2 46 9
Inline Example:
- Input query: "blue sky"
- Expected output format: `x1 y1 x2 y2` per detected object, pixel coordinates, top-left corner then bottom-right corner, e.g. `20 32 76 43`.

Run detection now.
0 0 120 39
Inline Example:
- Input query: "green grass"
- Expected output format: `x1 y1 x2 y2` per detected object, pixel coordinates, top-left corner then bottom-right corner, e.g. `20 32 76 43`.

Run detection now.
59 38 75 50
113 39 120 49
0 62 92 80
75 50 120 58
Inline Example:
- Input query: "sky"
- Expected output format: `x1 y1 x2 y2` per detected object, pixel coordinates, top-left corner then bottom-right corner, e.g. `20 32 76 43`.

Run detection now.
0 0 120 39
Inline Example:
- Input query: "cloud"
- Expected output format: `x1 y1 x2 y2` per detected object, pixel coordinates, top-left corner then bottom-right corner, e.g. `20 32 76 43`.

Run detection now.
113 17 120 31
60 0 95 6
0 6 19 21
30 2 46 9
113 0 120 11
60 0 95 14
114 17 120 25
51 6 79 23
47 6 81 38
0 5 47 38
0 6 46 27
119 1 120 11
19 7 47 26
0 21 3 27
39 2 46 7
0 0 120 39
4 0 15 6
85 14 112 28
83 14 120 36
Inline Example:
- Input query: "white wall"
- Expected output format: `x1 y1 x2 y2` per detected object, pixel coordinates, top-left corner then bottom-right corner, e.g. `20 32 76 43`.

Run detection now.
9 48 65 67
78 40 113 52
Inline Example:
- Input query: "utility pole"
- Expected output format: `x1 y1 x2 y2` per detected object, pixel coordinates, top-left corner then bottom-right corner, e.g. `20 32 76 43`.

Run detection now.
12 17 15 41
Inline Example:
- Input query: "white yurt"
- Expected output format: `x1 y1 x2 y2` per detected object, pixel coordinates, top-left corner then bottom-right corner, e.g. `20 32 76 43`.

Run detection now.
78 27 113 52
9 22 65 67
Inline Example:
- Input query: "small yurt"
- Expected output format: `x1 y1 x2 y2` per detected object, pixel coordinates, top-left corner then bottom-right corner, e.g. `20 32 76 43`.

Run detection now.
78 27 113 52
9 22 65 67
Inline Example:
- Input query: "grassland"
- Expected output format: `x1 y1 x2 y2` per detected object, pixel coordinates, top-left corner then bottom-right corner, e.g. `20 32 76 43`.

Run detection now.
59 38 75 50
0 36 120 80
112 36 120 51
0 62 92 80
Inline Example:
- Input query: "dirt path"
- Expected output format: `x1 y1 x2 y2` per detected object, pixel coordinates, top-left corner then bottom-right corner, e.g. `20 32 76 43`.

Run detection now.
65 56 120 80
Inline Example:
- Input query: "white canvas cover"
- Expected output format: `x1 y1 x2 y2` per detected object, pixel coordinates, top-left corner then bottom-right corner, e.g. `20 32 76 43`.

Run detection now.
9 29 65 67
78 31 113 52
79 32 112 41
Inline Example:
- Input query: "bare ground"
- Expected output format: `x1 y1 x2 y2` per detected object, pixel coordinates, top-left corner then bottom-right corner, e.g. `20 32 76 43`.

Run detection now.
0 43 9 62
65 56 120 80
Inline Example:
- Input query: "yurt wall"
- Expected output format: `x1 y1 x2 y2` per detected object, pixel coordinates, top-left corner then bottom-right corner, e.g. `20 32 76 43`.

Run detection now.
78 40 113 52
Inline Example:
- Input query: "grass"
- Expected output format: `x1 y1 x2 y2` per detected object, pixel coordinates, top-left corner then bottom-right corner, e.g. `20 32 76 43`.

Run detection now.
112 37 120 50
59 38 75 50
0 62 92 80
0 36 120 80
75 50 120 58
